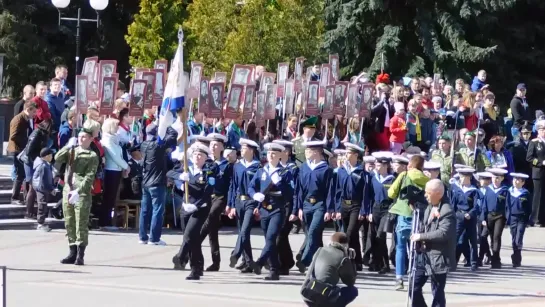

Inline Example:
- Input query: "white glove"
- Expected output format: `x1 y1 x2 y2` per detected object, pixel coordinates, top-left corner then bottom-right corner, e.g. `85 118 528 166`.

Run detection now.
253 193 265 202
348 248 356 259
68 190 80 205
67 137 78 148
179 172 190 181
542 160 545 166
271 172 281 184
182 203 198 214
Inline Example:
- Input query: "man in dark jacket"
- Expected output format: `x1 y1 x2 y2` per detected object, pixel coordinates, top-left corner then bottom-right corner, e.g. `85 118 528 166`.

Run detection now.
409 179 456 307
138 124 181 245
301 232 358 307
14 85 35 116
510 83 531 132
507 124 533 191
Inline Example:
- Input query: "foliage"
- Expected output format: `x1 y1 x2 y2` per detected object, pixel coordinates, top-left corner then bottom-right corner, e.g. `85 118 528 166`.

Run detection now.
125 0 186 70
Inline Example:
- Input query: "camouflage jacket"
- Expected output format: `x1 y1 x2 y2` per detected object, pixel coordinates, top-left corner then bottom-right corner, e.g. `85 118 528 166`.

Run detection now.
454 147 491 172
430 150 453 185
55 145 99 197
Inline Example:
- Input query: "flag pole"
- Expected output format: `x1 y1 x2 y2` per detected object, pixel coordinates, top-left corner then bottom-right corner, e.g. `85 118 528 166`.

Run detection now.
182 108 190 204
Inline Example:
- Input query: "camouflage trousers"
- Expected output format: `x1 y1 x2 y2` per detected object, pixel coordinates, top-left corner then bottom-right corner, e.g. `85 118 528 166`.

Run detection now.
62 188 92 247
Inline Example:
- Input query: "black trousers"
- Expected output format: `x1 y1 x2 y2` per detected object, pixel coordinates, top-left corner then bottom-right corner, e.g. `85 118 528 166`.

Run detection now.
296 217 309 259
368 219 389 270
409 255 447 307
200 195 226 265
342 208 362 265
277 205 295 270
12 155 25 201
487 214 505 260
360 218 371 265
532 179 545 225
178 208 209 270
36 191 49 224
100 170 122 227
478 221 490 262
26 184 36 217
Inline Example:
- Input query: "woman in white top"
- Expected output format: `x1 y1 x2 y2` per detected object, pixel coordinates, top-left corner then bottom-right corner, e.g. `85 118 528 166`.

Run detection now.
100 118 129 228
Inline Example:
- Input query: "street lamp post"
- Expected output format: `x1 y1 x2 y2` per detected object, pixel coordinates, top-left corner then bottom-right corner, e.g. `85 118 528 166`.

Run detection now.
51 0 109 75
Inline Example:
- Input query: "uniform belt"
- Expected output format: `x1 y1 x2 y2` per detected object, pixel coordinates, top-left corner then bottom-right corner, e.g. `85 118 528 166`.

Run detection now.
343 200 353 206
268 191 282 197
488 212 502 217
239 195 250 201
307 197 318 204
262 201 274 210
212 194 224 199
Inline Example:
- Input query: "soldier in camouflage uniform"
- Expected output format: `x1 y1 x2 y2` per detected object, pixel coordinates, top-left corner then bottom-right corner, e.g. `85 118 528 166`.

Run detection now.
292 117 318 166
431 135 454 185
455 131 491 172
55 128 99 266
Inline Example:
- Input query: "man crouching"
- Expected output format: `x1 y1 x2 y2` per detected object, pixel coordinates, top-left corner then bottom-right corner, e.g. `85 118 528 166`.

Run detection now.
300 232 358 307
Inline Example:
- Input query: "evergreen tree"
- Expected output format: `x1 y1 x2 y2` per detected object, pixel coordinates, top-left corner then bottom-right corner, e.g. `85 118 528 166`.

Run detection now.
323 0 517 82
125 0 186 69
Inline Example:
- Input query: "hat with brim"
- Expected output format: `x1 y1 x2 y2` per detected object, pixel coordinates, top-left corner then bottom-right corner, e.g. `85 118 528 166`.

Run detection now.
323 148 333 158
301 116 318 129
239 138 259 149
424 161 441 171
363 156 376 163
223 145 237 158
264 142 285 152
392 155 409 165
303 140 326 149
344 142 364 154
190 143 211 156
128 144 141 153
510 172 529 179
273 140 294 148
457 167 476 175
208 133 227 143
476 172 493 179
488 168 508 177
334 149 347 156
192 135 211 145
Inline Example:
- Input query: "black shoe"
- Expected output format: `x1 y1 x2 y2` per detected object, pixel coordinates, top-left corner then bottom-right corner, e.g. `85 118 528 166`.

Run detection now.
172 255 187 270
295 260 306 274
484 255 491 265
186 271 200 280
252 263 262 275
368 265 378 272
378 267 391 275
60 245 78 264
278 269 290 276
205 264 220 272
295 253 302 261
362 257 370 267
230 255 239 269
356 264 363 272
464 262 471 267
477 260 483 267
491 261 502 269
470 265 478 272
291 225 301 234
265 272 280 280
74 246 86 266
197 268 204 276
239 266 253 273
263 261 270 271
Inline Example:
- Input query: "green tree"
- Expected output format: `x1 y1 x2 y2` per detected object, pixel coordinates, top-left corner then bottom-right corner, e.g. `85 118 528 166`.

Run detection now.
323 0 517 81
125 0 186 69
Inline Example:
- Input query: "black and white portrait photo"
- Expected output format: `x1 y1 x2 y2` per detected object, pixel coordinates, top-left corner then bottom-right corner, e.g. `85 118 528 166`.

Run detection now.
83 61 95 78
102 80 114 107
154 70 164 98
199 80 209 104
285 80 294 99
278 64 288 85
308 83 318 107
77 78 87 104
190 64 202 89
330 54 339 81
295 58 304 81
244 87 254 111
256 91 266 117
228 87 242 112
234 68 250 84
210 85 223 110
132 82 146 109
102 64 114 78
143 73 155 103
335 84 344 110
320 66 330 87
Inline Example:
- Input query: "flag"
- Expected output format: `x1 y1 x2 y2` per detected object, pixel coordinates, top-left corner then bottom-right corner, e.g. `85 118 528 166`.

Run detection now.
158 27 187 141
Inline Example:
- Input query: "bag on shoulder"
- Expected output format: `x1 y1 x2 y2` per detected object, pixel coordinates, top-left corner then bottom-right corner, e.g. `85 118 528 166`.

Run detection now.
300 248 341 304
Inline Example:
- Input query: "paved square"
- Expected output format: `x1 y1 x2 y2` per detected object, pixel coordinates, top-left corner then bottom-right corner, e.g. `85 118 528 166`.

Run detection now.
1 227 545 306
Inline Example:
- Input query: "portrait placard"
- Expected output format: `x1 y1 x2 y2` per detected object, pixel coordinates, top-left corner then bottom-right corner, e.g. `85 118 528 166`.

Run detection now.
152 69 165 106
98 60 117 105
208 82 225 119
433 73 441 91
230 64 253 86
360 82 374 118
256 90 266 125
188 61 204 99
346 84 359 118
329 54 340 81
322 85 335 119
154 60 168 84
82 57 98 100
225 84 244 119
99 76 118 116
129 79 147 117
306 81 320 116
319 64 332 98
142 72 156 109
264 84 277 120
260 72 276 91
277 62 289 86
75 75 88 114
214 72 227 83
198 77 210 115
134 68 149 79
242 85 256 120
284 79 295 115
294 57 305 92
333 81 348 116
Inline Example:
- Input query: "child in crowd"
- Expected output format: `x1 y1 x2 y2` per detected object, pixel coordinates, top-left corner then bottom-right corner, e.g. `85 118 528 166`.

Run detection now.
419 108 436 153
32 148 57 232
405 99 421 148
389 102 407 154
507 173 532 267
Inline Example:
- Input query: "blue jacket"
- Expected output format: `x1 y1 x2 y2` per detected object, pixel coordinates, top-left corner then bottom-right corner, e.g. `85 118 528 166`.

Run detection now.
370 172 395 216
451 183 482 219
335 164 371 216
480 185 509 221
32 157 55 193
228 159 262 208
471 76 486 92
210 158 234 197
507 187 532 224
45 92 66 130
419 117 436 146
58 122 73 149
248 164 294 217
293 161 335 214
226 122 247 151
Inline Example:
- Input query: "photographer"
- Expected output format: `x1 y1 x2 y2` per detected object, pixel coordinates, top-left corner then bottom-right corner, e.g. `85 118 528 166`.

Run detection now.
301 232 358 307
409 179 456 307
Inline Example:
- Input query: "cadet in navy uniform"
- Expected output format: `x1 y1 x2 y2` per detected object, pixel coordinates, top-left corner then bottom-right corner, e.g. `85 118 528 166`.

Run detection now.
199 133 234 271
423 161 450 204
335 143 367 271
227 138 262 272
507 173 532 267
332 148 346 233
476 171 493 266
526 119 545 226
367 152 395 274
273 139 298 274
290 140 335 273
361 155 376 265
248 142 294 280
451 167 482 271
171 143 217 280
480 168 509 268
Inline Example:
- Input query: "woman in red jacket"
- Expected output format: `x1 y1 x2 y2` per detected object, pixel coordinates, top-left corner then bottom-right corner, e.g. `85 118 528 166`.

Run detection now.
463 92 479 131
389 102 407 154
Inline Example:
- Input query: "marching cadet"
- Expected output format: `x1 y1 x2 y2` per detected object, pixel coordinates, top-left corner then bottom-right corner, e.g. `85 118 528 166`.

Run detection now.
292 117 318 165
335 143 368 271
481 168 509 269
454 131 491 172
199 133 234 272
476 171 493 267
248 143 294 280
56 129 99 266
363 155 376 173
171 142 217 280
273 139 298 274
431 135 454 185
361 154 376 264
526 119 545 226
332 148 346 232
290 140 335 273
507 173 532 267
423 161 450 204
227 138 262 273
367 152 394 274
452 167 482 271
